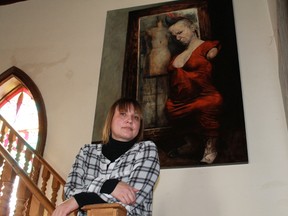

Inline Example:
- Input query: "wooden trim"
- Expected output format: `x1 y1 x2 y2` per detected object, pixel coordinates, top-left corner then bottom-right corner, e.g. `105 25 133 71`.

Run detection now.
82 203 127 216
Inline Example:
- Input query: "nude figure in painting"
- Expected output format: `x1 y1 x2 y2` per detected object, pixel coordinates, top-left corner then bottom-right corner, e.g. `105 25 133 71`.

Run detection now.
145 19 171 76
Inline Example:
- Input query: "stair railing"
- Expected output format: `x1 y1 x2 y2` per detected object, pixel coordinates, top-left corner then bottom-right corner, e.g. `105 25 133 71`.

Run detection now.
0 114 70 215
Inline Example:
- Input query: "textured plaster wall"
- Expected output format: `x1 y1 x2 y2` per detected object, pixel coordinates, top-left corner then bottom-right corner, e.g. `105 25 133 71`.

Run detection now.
0 0 288 216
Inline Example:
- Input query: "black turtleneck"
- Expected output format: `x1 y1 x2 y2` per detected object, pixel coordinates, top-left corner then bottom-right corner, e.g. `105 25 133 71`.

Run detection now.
102 137 135 162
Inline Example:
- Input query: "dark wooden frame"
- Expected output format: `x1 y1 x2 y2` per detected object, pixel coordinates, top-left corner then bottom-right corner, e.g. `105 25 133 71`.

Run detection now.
0 66 47 155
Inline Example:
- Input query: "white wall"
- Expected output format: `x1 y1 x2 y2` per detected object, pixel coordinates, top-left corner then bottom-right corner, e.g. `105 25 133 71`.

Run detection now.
266 0 277 45
0 0 288 215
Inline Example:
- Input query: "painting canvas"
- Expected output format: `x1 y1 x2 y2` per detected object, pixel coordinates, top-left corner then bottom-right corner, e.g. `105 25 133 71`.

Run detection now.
93 0 248 168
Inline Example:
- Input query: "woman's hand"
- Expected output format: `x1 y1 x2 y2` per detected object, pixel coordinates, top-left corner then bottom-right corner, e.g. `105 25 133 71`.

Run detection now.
51 197 79 216
111 181 139 205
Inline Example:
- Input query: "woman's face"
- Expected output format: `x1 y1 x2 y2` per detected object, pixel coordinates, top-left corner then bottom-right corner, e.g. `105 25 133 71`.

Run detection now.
169 20 194 45
111 105 141 142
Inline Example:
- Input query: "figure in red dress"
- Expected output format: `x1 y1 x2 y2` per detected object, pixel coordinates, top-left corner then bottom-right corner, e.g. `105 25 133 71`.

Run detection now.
165 16 223 164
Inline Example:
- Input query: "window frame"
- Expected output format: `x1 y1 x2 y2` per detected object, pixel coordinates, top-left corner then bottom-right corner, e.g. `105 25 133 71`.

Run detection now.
0 66 47 155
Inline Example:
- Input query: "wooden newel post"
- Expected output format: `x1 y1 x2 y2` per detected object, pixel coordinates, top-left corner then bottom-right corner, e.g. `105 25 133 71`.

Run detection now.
82 203 127 216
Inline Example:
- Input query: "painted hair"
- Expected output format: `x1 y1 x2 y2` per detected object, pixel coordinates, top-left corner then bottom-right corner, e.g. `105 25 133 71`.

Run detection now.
165 15 187 27
102 98 144 144
165 15 199 40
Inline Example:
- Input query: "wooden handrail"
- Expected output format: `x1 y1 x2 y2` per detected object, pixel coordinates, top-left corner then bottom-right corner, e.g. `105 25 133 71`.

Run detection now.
0 144 55 213
0 115 65 186
0 114 67 215
82 203 127 216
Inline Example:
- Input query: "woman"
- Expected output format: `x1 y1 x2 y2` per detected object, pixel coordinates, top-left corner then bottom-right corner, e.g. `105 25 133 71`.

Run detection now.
52 98 160 216
165 16 223 164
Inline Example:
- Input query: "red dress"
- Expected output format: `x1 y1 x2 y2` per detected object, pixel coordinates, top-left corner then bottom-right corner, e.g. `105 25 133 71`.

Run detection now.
165 41 223 136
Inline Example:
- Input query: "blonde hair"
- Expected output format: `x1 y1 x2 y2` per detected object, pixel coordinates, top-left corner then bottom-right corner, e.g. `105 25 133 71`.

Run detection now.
102 98 144 144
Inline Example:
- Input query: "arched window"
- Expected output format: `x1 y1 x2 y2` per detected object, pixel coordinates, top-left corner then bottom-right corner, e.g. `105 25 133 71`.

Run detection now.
0 66 47 155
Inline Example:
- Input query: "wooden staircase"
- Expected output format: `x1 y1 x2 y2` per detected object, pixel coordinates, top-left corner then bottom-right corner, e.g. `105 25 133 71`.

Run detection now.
0 115 127 216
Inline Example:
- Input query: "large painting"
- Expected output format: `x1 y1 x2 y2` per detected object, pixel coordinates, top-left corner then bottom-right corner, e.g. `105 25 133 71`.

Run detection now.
93 0 248 168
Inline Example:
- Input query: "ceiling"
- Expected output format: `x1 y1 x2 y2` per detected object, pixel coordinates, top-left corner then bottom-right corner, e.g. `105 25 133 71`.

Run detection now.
0 0 26 6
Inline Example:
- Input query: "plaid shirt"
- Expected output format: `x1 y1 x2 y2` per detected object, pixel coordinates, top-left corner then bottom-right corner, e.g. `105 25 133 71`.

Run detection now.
64 140 160 216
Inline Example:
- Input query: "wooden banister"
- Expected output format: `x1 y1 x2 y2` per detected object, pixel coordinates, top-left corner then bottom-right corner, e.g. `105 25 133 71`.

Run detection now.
0 115 66 215
0 144 55 214
82 203 127 216
0 115 65 186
